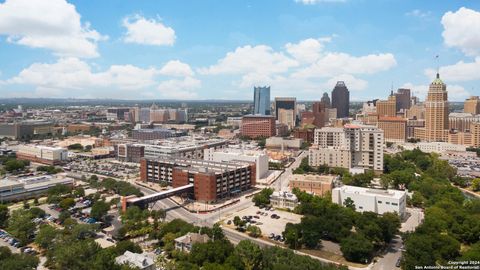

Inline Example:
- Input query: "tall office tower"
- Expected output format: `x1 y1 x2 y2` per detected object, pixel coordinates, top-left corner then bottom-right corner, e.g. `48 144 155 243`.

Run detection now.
395 88 411 112
414 73 449 142
321 92 331 107
274 97 297 126
464 96 480 115
377 91 397 117
312 101 327 128
331 81 350 118
253 86 271 115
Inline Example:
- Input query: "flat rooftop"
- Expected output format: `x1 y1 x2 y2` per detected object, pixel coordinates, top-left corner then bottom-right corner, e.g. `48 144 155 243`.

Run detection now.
146 157 253 174
336 185 405 199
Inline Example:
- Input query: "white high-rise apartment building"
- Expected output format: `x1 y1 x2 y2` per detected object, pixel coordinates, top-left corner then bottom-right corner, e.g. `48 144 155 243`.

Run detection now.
309 124 384 173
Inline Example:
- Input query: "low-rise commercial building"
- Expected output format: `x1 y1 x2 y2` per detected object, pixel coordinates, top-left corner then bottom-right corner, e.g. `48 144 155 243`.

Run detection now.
401 141 466 153
289 174 335 196
16 145 68 165
270 191 298 210
140 157 255 202
0 121 54 140
0 175 74 202
332 185 406 218
265 137 303 149
115 144 145 163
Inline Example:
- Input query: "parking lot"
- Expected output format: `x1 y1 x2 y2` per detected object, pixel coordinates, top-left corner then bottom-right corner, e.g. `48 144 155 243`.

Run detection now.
225 205 302 240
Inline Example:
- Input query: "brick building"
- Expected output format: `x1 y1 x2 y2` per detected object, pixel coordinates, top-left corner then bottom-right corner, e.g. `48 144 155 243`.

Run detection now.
140 158 255 202
240 115 275 138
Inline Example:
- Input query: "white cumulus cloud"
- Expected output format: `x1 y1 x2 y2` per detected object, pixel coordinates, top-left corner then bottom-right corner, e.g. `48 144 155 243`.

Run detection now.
4 58 200 99
442 7 480 57
424 57 480 82
292 52 397 78
285 37 332 63
159 60 194 77
123 14 176 46
199 45 298 76
0 0 106 58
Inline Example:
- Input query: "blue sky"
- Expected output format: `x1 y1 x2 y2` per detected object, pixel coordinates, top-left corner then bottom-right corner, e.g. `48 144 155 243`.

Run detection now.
0 0 479 101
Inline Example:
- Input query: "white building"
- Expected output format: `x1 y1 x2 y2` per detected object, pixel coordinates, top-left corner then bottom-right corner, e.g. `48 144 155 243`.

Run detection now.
204 147 268 181
270 191 299 210
309 124 384 173
402 141 466 154
332 185 406 218
16 145 68 165
115 251 155 270
143 137 228 160
174 233 210 253
226 117 243 128
0 175 74 202
265 137 303 149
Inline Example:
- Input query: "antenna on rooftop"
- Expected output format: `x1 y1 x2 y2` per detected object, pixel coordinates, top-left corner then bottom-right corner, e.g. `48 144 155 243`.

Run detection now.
435 55 440 77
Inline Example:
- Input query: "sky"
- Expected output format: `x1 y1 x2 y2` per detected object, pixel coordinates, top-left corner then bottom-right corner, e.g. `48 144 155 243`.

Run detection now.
0 0 479 101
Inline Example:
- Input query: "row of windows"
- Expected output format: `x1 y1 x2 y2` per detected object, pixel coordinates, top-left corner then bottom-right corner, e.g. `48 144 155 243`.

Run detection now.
377 200 398 206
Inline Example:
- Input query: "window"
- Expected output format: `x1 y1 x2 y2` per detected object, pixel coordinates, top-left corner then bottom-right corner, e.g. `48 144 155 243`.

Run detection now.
378 201 382 204
392 203 398 206
386 202 390 205
359 206 363 209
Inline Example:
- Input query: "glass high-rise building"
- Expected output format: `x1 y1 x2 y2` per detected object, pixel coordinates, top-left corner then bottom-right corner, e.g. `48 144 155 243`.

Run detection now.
253 86 271 115
331 81 350 118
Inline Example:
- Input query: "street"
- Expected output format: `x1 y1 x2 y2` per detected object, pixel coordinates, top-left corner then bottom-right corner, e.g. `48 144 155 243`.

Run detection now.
270 150 307 191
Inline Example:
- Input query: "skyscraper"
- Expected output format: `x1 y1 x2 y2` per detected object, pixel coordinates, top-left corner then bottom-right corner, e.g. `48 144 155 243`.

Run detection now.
321 92 331 107
331 81 350 118
274 97 296 127
395 88 411 112
253 86 271 115
414 73 449 142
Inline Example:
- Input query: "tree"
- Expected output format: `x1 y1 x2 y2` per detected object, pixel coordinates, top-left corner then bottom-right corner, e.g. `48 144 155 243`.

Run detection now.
0 204 9 228
471 178 480 192
343 197 355 211
58 210 71 224
340 233 374 263
234 240 262 270
29 207 46 218
90 200 110 220
283 223 302 249
49 239 101 270
4 159 28 172
67 143 84 151
0 246 39 270
7 209 36 246
73 187 85 198
252 188 273 207
59 197 75 210
410 191 425 208
35 225 58 249
246 225 262 238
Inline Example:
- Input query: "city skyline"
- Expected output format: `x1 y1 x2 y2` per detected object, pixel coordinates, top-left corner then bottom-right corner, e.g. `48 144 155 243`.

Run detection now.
0 0 479 101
